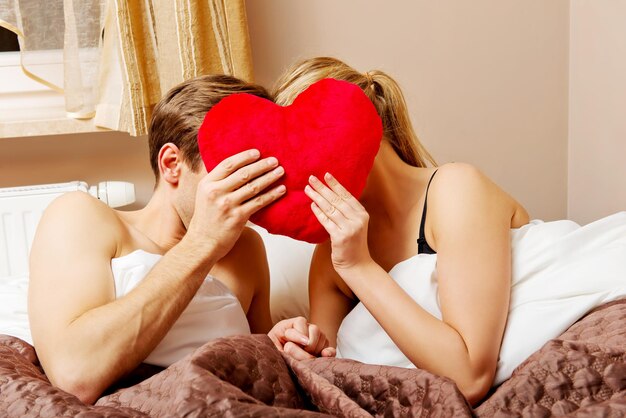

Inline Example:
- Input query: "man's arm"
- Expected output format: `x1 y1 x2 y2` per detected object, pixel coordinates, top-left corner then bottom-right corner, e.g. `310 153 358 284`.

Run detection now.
29 150 285 404
29 192 213 404
210 226 273 333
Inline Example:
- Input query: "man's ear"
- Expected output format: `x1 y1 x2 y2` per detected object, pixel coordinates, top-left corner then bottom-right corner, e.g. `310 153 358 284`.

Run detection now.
158 143 182 186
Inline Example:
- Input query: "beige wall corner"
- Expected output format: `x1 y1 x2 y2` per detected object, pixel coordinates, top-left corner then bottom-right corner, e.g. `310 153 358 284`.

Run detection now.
247 0 570 220
568 0 626 225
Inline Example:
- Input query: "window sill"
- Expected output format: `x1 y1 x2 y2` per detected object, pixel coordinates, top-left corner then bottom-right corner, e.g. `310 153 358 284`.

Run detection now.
0 51 110 138
0 117 109 139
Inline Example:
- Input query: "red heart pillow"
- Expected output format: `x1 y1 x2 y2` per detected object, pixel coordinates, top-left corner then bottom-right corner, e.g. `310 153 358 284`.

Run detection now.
198 78 383 243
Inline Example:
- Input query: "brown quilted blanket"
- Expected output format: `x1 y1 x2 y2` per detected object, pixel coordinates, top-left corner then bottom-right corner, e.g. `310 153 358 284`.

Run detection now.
1 298 625 417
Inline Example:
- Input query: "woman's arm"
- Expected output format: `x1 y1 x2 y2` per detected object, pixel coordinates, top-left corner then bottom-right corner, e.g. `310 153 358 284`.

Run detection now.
309 241 358 347
305 165 513 405
266 241 353 357
268 243 346 360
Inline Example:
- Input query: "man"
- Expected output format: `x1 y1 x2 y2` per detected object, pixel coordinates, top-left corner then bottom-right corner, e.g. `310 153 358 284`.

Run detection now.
28 75 286 404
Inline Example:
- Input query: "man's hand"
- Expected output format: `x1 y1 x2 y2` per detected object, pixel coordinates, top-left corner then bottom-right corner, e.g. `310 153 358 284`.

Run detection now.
268 316 336 360
186 149 286 261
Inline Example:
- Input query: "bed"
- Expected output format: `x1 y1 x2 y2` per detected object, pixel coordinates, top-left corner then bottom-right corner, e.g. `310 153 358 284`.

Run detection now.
2 183 625 416
1 297 625 417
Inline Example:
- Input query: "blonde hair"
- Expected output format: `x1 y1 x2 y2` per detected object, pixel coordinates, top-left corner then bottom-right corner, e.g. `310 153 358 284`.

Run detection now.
273 57 436 168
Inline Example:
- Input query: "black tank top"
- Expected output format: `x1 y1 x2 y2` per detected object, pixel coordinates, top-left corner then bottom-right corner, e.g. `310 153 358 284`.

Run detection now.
417 170 438 255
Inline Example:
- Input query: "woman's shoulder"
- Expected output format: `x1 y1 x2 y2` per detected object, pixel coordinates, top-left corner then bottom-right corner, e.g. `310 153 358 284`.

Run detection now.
431 162 493 196
429 162 529 227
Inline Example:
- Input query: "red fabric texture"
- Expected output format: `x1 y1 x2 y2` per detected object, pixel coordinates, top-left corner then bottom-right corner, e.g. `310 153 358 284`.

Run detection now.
198 78 383 243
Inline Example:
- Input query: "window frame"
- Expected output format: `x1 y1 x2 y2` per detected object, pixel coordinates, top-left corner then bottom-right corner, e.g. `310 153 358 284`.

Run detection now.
0 48 65 116
0 49 102 138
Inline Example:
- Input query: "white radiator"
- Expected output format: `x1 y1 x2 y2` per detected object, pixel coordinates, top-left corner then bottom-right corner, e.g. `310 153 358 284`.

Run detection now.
0 181 135 281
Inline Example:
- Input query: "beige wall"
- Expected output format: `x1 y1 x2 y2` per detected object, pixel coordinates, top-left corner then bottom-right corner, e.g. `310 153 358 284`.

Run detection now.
0 132 154 209
2 2 600 223
247 0 571 221
568 0 626 224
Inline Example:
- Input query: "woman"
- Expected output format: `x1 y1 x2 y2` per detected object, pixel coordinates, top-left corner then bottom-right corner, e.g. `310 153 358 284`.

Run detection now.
267 57 626 405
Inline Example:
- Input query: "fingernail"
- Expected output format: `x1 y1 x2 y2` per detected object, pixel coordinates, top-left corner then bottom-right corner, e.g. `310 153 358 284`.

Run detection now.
250 149 260 157
304 185 312 193
277 185 286 193
267 157 278 166
274 166 284 175
309 175 318 183
301 337 309 345
325 172 333 180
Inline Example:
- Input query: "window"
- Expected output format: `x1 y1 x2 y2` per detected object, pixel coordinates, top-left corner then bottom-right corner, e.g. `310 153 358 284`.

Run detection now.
0 26 66 129
0 27 19 52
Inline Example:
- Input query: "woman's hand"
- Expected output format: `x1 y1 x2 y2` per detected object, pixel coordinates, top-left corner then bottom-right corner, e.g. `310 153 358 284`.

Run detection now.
305 173 373 275
268 316 336 360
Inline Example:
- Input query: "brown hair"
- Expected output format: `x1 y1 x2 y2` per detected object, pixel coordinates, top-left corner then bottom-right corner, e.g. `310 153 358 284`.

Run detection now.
148 74 271 180
273 57 436 168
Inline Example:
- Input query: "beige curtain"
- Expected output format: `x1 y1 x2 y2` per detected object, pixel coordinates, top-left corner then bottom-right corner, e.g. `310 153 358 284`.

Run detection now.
0 0 106 119
97 0 254 136
1 0 253 136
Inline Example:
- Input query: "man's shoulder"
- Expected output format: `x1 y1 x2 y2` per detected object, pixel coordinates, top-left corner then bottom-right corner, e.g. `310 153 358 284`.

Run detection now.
38 191 123 251
46 191 120 223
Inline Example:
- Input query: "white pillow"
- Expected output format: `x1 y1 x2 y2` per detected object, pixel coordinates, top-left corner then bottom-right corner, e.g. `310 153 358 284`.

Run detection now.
250 224 315 323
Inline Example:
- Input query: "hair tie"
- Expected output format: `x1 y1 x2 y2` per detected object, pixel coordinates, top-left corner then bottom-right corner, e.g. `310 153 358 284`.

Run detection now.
364 72 375 88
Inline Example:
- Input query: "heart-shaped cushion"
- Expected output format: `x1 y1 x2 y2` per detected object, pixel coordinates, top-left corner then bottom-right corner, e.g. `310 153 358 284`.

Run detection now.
198 78 383 243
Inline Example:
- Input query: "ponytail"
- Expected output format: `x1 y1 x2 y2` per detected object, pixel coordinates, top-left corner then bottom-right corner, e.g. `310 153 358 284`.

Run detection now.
273 57 436 168
363 71 436 167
